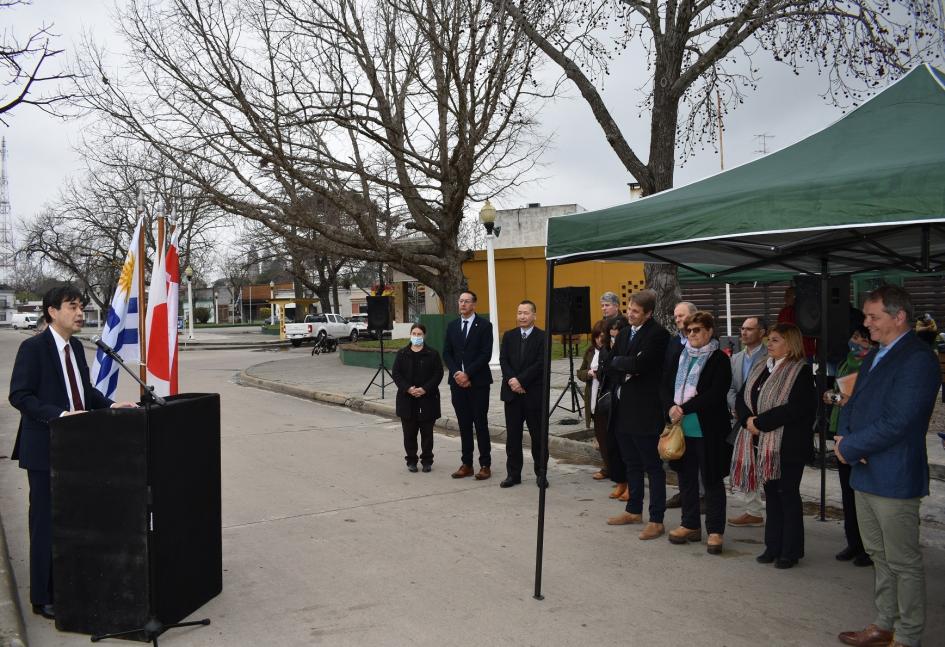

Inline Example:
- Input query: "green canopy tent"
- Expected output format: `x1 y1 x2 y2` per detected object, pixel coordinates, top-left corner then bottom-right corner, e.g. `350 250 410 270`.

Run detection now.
529 64 945 599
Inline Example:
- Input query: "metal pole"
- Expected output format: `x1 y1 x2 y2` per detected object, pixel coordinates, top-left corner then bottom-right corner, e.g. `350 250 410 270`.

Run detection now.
818 258 829 521
186 278 195 340
534 258 555 601
486 231 501 372
725 283 732 338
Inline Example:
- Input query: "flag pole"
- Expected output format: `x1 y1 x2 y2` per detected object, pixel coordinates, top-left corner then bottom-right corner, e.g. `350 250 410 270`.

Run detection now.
137 193 148 396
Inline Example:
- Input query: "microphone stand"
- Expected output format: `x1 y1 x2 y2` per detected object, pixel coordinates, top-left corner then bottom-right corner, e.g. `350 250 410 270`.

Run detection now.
93 339 166 406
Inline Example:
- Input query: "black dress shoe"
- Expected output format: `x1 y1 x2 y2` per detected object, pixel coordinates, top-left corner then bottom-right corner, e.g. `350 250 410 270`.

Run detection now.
835 546 858 561
853 553 874 567
756 552 776 564
421 464 431 473
500 476 521 488
775 558 798 569
32 604 55 619
407 464 418 473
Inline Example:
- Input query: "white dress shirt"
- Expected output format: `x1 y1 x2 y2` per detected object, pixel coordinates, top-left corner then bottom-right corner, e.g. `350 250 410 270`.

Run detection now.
49 326 85 412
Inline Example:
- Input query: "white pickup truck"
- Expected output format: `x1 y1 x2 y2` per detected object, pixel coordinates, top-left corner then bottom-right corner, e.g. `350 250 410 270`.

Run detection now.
284 313 358 347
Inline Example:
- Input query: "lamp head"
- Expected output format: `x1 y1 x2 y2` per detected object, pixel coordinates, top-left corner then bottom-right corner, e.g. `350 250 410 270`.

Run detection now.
479 199 498 235
184 266 193 279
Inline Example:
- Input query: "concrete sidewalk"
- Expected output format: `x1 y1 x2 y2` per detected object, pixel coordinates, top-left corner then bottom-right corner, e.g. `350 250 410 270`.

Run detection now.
241 349 945 536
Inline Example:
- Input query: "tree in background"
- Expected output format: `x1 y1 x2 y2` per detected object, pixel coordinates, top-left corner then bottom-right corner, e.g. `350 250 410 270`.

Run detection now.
500 0 944 323
75 0 555 310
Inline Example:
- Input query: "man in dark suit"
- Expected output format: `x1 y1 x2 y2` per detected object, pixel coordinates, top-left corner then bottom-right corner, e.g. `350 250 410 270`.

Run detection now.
498 300 546 488
836 286 939 647
8 286 135 620
442 290 494 479
605 289 670 541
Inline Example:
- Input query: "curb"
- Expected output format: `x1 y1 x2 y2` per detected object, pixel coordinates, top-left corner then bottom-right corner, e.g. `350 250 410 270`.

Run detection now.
0 507 26 647
237 370 604 467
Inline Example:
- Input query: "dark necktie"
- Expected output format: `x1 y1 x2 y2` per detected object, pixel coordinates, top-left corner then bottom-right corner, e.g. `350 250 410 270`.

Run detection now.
630 328 637 341
64 344 85 411
462 319 468 338
520 331 527 361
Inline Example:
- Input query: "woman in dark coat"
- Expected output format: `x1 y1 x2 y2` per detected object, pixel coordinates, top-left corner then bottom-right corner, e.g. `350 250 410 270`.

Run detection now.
391 323 444 472
734 322 817 569
577 319 611 480
661 311 733 555
601 315 629 500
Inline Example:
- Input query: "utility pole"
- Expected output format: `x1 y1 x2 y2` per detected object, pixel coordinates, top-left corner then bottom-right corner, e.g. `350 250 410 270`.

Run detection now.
0 138 14 285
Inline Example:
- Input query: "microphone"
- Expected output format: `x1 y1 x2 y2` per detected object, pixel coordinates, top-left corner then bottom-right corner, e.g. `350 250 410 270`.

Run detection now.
92 336 115 355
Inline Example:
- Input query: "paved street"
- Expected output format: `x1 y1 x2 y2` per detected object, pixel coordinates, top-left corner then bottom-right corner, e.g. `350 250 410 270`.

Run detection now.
1 328 944 646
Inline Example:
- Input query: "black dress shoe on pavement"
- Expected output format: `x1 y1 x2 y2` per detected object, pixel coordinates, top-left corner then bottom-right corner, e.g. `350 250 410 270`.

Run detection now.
835 546 858 561
775 558 798 569
407 464 419 473
500 476 521 488
32 604 55 619
756 552 776 564
853 553 874 567
421 464 432 473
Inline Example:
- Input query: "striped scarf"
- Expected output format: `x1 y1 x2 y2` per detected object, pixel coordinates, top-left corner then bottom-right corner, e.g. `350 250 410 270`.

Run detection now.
673 339 718 406
730 358 805 491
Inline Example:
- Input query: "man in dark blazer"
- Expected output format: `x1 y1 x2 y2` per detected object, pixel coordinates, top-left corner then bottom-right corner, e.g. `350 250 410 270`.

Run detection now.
442 290 494 479
835 286 940 647
605 289 670 541
498 300 546 488
8 286 135 620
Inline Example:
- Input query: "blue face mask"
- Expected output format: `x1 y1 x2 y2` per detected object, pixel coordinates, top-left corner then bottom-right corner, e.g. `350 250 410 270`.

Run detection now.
410 336 424 346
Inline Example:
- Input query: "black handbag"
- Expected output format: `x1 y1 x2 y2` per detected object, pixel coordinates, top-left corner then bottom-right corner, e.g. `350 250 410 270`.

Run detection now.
596 390 613 417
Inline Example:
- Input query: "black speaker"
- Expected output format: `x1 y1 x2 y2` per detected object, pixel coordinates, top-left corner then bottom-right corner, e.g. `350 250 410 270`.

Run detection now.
51 394 222 639
366 296 392 330
794 275 852 361
550 286 591 334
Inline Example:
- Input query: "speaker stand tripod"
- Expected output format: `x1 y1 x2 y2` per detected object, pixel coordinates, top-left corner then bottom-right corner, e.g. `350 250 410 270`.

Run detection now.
362 331 394 399
551 334 583 421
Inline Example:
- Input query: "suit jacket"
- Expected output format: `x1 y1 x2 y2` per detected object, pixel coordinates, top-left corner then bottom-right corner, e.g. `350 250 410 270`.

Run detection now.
605 317 670 435
442 314 494 388
499 327 546 409
391 344 444 422
838 331 940 499
661 349 733 483
9 328 113 470
727 345 768 410
735 363 817 465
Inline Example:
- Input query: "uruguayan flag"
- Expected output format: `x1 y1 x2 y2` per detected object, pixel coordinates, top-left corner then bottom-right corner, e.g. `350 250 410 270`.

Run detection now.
92 217 144 398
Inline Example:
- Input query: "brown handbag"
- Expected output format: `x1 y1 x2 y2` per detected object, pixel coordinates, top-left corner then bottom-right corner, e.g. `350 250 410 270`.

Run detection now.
658 422 686 461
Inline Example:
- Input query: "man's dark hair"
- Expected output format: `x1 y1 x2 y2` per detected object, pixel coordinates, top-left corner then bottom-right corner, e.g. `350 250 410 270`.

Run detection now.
629 289 657 314
519 299 537 313
43 285 85 323
744 315 768 334
865 284 914 322
460 290 477 302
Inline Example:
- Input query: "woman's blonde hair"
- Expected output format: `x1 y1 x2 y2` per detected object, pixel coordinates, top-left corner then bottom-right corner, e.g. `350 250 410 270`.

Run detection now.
770 322 805 361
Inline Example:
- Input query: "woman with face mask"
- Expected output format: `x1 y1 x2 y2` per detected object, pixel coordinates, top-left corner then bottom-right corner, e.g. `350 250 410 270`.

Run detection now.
391 323 444 472
823 325 876 567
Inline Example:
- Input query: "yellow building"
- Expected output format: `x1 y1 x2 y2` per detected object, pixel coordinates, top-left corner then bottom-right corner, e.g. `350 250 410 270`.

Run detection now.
462 246 645 335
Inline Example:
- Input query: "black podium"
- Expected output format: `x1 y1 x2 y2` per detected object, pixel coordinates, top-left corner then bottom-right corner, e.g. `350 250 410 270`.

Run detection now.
49 393 222 642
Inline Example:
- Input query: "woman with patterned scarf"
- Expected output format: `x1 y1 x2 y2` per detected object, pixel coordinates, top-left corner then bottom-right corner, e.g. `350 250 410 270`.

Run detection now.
733 322 817 569
661 311 733 555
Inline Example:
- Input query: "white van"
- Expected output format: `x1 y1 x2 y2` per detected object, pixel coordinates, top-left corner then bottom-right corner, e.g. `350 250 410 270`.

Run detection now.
11 313 39 329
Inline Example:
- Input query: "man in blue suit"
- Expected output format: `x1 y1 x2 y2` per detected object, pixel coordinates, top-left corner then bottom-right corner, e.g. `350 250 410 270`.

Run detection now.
8 286 136 620
835 285 939 647
442 290 494 479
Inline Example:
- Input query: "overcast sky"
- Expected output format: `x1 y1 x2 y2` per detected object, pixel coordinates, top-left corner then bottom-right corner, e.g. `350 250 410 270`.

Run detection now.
2 2 929 241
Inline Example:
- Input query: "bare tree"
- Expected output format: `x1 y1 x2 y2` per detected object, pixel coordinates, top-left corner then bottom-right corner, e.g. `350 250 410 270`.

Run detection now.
0 0 75 124
22 139 229 308
73 0 553 311
499 0 944 324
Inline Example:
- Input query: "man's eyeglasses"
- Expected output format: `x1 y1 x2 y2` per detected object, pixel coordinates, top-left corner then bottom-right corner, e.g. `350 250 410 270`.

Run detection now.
686 326 705 335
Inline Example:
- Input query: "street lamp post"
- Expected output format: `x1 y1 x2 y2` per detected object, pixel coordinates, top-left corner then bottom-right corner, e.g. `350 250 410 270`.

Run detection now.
269 280 276 325
184 266 195 340
479 199 501 372
213 290 219 325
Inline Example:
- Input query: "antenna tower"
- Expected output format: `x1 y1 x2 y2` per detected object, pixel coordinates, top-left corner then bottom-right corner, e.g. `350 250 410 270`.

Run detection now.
754 133 775 156
0 138 13 285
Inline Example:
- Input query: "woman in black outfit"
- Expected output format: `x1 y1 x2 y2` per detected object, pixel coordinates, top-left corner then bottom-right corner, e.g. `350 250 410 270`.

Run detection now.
734 322 816 569
577 319 611 480
661 311 733 555
391 323 444 472
601 315 629 500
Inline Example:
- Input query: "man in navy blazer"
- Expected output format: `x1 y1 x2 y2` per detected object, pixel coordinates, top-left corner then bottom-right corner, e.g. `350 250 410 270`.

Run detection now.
442 290 494 479
8 286 134 620
836 286 939 647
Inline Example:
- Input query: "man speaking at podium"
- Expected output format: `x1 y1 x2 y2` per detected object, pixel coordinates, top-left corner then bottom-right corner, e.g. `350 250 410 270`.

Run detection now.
8 286 136 621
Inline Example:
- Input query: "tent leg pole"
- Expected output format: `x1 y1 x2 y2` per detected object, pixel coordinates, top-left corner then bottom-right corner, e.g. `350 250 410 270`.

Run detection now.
818 259 829 522
534 259 555 601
